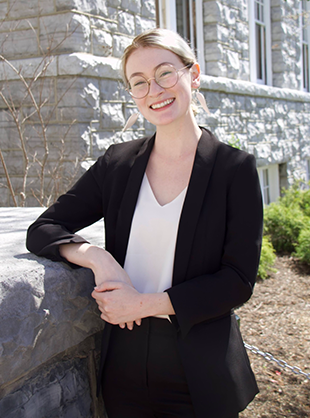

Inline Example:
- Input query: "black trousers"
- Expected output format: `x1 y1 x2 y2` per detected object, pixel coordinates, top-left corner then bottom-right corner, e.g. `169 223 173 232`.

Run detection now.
101 317 239 418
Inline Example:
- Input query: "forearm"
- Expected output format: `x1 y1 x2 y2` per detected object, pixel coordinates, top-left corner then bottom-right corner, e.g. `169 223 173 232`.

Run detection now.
140 292 175 317
59 242 105 270
59 243 131 286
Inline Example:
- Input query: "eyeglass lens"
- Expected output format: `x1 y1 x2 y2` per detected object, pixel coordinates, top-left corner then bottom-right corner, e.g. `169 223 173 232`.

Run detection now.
128 64 180 99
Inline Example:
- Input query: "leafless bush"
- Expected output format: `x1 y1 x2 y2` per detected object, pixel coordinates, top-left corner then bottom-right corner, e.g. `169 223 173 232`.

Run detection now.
0 15 86 207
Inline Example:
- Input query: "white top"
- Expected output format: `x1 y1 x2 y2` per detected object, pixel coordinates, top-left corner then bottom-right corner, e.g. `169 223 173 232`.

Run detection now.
124 174 187 295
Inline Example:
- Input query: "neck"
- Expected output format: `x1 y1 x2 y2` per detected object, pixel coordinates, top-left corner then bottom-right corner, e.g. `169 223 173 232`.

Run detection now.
154 114 201 159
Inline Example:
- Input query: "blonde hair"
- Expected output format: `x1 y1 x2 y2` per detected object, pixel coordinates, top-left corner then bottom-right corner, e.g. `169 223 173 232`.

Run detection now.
121 28 197 84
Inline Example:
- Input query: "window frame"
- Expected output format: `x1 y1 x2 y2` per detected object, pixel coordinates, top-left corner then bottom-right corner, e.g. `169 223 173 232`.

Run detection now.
248 0 272 85
257 164 280 205
156 0 205 73
300 0 310 92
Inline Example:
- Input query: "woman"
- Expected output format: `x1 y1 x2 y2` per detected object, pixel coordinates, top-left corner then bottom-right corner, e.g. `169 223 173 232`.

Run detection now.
27 28 263 418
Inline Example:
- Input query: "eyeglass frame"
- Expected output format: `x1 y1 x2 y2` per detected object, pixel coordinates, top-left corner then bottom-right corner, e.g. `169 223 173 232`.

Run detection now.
125 63 193 99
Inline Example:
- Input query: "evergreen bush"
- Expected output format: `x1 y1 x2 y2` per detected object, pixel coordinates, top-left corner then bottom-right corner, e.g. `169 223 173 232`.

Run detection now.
294 227 310 264
257 236 277 280
263 202 306 253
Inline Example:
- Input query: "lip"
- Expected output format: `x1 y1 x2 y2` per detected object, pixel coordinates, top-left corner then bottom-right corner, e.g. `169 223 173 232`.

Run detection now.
149 98 175 110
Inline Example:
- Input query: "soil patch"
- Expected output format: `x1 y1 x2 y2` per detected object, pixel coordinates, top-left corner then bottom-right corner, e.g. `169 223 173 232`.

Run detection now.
238 255 310 417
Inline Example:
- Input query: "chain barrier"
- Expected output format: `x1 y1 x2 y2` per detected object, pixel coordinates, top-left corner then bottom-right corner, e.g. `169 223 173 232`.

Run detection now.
244 342 310 381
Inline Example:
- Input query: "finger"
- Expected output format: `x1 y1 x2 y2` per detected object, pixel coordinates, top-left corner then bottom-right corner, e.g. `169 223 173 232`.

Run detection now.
119 323 126 329
135 319 142 326
94 281 122 292
126 322 134 331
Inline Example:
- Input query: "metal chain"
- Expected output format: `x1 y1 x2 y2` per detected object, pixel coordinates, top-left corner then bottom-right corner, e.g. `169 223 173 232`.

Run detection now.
244 343 310 381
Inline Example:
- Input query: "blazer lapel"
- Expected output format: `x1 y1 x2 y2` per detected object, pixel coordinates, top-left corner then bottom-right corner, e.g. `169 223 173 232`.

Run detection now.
114 134 155 266
172 129 220 286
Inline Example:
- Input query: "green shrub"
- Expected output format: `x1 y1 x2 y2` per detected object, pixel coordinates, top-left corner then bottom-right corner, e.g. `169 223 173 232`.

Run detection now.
264 202 306 253
294 227 310 264
257 236 277 280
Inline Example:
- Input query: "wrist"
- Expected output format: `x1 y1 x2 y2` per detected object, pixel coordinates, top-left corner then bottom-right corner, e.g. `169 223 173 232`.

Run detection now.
140 292 175 318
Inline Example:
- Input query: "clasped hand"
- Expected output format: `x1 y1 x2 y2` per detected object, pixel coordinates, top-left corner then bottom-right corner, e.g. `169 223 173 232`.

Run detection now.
92 281 143 330
91 249 143 330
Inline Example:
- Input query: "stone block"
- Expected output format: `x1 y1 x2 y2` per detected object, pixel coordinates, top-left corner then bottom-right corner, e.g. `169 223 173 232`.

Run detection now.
247 122 266 142
122 0 141 13
0 17 38 33
0 2 8 18
204 24 218 42
204 91 221 109
235 22 249 42
118 11 135 36
39 13 91 55
141 0 156 18
135 15 156 35
92 28 113 57
90 17 118 33
254 142 272 160
22 104 57 124
91 130 120 159
0 56 57 82
113 33 132 58
107 0 121 6
101 102 125 129
38 0 55 14
203 1 222 24
57 77 99 109
0 149 24 176
100 78 127 101
0 78 56 108
205 42 224 61
206 60 227 77
7 0 39 19
227 50 240 79
221 4 236 26
0 206 105 386
0 28 39 60
56 0 108 16
58 53 121 79
221 96 235 113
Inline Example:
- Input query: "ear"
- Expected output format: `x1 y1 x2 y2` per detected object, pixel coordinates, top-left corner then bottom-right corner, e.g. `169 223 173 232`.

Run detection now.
190 63 201 89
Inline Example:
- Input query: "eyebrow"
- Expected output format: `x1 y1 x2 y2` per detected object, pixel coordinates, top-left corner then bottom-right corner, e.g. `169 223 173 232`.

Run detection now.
128 61 175 80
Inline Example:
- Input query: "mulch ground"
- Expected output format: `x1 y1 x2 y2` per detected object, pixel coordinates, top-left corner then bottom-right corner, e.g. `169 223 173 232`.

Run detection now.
237 255 310 417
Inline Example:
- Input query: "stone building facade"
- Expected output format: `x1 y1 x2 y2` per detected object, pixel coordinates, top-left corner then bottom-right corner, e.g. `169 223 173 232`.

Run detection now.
0 0 310 206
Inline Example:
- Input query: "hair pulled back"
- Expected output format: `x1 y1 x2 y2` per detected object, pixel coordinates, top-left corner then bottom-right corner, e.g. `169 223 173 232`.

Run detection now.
121 28 197 83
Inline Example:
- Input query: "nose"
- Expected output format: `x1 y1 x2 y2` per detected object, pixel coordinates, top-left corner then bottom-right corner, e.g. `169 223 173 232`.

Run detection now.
148 78 164 96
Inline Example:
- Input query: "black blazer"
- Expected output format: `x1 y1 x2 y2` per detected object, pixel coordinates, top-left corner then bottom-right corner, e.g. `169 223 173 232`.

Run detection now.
27 128 263 417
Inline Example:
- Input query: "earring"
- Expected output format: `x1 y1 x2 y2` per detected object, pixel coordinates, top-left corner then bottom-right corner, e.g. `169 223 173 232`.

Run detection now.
122 112 139 133
195 90 210 115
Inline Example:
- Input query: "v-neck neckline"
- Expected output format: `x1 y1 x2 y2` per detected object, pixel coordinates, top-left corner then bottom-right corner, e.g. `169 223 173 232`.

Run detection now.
144 174 187 208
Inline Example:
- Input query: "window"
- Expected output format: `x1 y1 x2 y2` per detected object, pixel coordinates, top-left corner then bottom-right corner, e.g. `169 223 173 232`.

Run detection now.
301 0 310 92
262 168 270 204
156 0 205 73
257 164 280 205
248 0 272 85
306 159 310 183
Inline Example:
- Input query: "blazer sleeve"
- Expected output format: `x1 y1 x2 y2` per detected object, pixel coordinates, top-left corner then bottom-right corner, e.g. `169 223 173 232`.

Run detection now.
26 146 113 268
166 153 263 338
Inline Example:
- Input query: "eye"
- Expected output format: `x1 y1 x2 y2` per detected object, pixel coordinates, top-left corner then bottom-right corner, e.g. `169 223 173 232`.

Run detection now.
158 69 173 79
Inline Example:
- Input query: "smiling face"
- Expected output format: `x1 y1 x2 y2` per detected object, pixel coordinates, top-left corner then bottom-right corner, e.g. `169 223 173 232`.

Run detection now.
125 47 200 129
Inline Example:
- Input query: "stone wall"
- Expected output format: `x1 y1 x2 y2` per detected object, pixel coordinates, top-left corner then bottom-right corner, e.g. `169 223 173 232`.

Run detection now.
0 0 156 207
0 208 107 418
0 0 309 207
199 76 310 184
271 0 302 89
203 0 250 80
203 0 304 90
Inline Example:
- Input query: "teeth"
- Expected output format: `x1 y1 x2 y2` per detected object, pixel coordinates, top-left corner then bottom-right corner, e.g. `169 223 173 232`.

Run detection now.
151 99 174 109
